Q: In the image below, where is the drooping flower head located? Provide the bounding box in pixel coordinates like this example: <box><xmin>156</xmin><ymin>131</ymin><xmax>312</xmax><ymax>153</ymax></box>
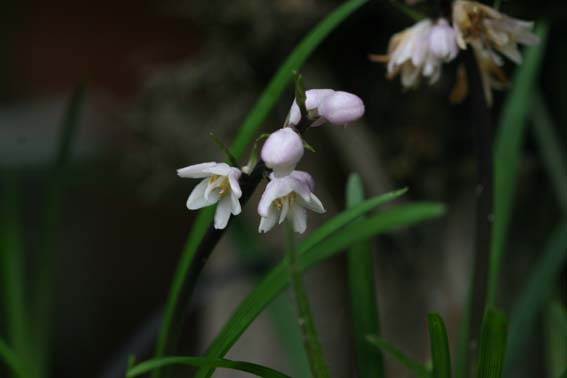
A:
<box><xmin>261</xmin><ymin>127</ymin><xmax>304</xmax><ymax>177</ymax></box>
<box><xmin>288</xmin><ymin>89</ymin><xmax>365</xmax><ymax>127</ymax></box>
<box><xmin>177</xmin><ymin>162</ymin><xmax>242</xmax><ymax>230</ymax></box>
<box><xmin>258</xmin><ymin>170</ymin><xmax>326</xmax><ymax>234</ymax></box>
<box><xmin>452</xmin><ymin>0</ymin><xmax>538</xmax><ymax>104</ymax></box>
<box><xmin>371</xmin><ymin>18</ymin><xmax>458</xmax><ymax>89</ymax></box>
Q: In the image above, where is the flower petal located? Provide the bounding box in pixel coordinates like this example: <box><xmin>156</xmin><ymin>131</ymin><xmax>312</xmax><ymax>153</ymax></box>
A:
<box><xmin>258</xmin><ymin>205</ymin><xmax>278</xmax><ymax>233</ymax></box>
<box><xmin>258</xmin><ymin>178</ymin><xmax>294</xmax><ymax>217</ymax></box>
<box><xmin>204</xmin><ymin>162</ymin><xmax>232</xmax><ymax>176</ymax></box>
<box><xmin>177</xmin><ymin>162</ymin><xmax>217</xmax><ymax>178</ymax></box>
<box><xmin>278</xmin><ymin>197</ymin><xmax>290</xmax><ymax>224</ymax></box>
<box><xmin>291</xmin><ymin>205</ymin><xmax>307</xmax><ymax>234</ymax></box>
<box><xmin>187</xmin><ymin>179</ymin><xmax>217</xmax><ymax>209</ymax></box>
<box><xmin>228</xmin><ymin>169</ymin><xmax>242</xmax><ymax>198</ymax></box>
<box><xmin>230</xmin><ymin>193</ymin><xmax>241</xmax><ymax>215</ymax></box>
<box><xmin>214</xmin><ymin>196</ymin><xmax>233</xmax><ymax>229</ymax></box>
<box><xmin>299</xmin><ymin>193</ymin><xmax>326</xmax><ymax>214</ymax></box>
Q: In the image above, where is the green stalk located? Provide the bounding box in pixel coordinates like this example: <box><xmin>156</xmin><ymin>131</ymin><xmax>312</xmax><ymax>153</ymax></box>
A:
<box><xmin>286</xmin><ymin>223</ymin><xmax>330</xmax><ymax>378</ymax></box>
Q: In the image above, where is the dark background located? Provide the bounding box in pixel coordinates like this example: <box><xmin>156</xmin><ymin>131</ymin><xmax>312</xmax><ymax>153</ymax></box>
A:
<box><xmin>1</xmin><ymin>0</ymin><xmax>565</xmax><ymax>377</ymax></box>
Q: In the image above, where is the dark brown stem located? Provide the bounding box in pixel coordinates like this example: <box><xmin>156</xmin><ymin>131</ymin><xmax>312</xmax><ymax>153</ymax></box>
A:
<box><xmin>462</xmin><ymin>48</ymin><xmax>494</xmax><ymax>374</ymax></box>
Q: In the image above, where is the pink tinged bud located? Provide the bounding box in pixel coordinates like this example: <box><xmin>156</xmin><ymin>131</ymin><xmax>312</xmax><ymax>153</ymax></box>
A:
<box><xmin>429</xmin><ymin>19</ymin><xmax>458</xmax><ymax>61</ymax></box>
<box><xmin>261</xmin><ymin>128</ymin><xmax>304</xmax><ymax>177</ymax></box>
<box><xmin>317</xmin><ymin>91</ymin><xmax>365</xmax><ymax>125</ymax></box>
<box><xmin>288</xmin><ymin>89</ymin><xmax>335</xmax><ymax>126</ymax></box>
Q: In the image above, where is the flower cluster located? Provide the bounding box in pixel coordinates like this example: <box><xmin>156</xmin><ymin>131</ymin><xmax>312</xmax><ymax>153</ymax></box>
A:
<box><xmin>177</xmin><ymin>88</ymin><xmax>365</xmax><ymax>233</ymax></box>
<box><xmin>371</xmin><ymin>1</ymin><xmax>538</xmax><ymax>103</ymax></box>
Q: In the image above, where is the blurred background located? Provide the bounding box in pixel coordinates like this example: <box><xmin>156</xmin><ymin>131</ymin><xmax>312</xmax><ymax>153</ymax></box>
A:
<box><xmin>1</xmin><ymin>0</ymin><xmax>565</xmax><ymax>377</ymax></box>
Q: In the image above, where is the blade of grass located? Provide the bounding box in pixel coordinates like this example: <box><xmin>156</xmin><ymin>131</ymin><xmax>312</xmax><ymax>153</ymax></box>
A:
<box><xmin>0</xmin><ymin>174</ymin><xmax>30</xmax><ymax>377</ymax></box>
<box><xmin>530</xmin><ymin>90</ymin><xmax>567</xmax><ymax>213</ymax></box>
<box><xmin>286</xmin><ymin>223</ymin><xmax>330</xmax><ymax>378</ymax></box>
<box><xmin>503</xmin><ymin>219</ymin><xmax>567</xmax><ymax>375</ymax></box>
<box><xmin>196</xmin><ymin>202</ymin><xmax>445</xmax><ymax>378</ymax></box>
<box><xmin>477</xmin><ymin>308</ymin><xmax>507</xmax><ymax>378</ymax></box>
<box><xmin>0</xmin><ymin>338</ymin><xmax>25</xmax><ymax>377</ymax></box>
<box><xmin>153</xmin><ymin>0</ymin><xmax>369</xmax><ymax>368</ymax></box>
<box><xmin>427</xmin><ymin>313</ymin><xmax>452</xmax><ymax>378</ymax></box>
<box><xmin>486</xmin><ymin>21</ymin><xmax>548</xmax><ymax>309</ymax></box>
<box><xmin>33</xmin><ymin>83</ymin><xmax>86</xmax><ymax>378</ymax></box>
<box><xmin>544</xmin><ymin>302</ymin><xmax>567</xmax><ymax>378</ymax></box>
<box><xmin>127</xmin><ymin>356</ymin><xmax>291</xmax><ymax>378</ymax></box>
<box><xmin>346</xmin><ymin>174</ymin><xmax>384</xmax><ymax>378</ymax></box>
<box><xmin>366</xmin><ymin>335</ymin><xmax>431</xmax><ymax>378</ymax></box>
<box><xmin>230</xmin><ymin>220</ymin><xmax>311</xmax><ymax>377</ymax></box>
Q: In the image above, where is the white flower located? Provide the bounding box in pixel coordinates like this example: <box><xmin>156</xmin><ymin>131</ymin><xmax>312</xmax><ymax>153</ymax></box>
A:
<box><xmin>261</xmin><ymin>128</ymin><xmax>304</xmax><ymax>177</ymax></box>
<box><xmin>452</xmin><ymin>0</ymin><xmax>539</xmax><ymax>64</ymax></box>
<box><xmin>317</xmin><ymin>91</ymin><xmax>365</xmax><ymax>125</ymax></box>
<box><xmin>177</xmin><ymin>162</ymin><xmax>242</xmax><ymax>230</ymax></box>
<box><xmin>371</xmin><ymin>18</ymin><xmax>458</xmax><ymax>89</ymax></box>
<box><xmin>429</xmin><ymin>19</ymin><xmax>459</xmax><ymax>61</ymax></box>
<box><xmin>258</xmin><ymin>171</ymin><xmax>326</xmax><ymax>234</ymax></box>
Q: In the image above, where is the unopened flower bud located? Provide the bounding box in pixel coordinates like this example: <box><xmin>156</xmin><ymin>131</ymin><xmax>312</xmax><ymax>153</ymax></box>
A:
<box><xmin>317</xmin><ymin>91</ymin><xmax>365</xmax><ymax>125</ymax></box>
<box><xmin>429</xmin><ymin>19</ymin><xmax>458</xmax><ymax>61</ymax></box>
<box><xmin>288</xmin><ymin>89</ymin><xmax>335</xmax><ymax>126</ymax></box>
<box><xmin>261</xmin><ymin>128</ymin><xmax>304</xmax><ymax>177</ymax></box>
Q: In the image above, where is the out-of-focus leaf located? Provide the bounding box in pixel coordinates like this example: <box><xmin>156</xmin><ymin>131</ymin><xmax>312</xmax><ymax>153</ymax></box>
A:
<box><xmin>196</xmin><ymin>202</ymin><xmax>445</xmax><ymax>378</ymax></box>
<box><xmin>346</xmin><ymin>174</ymin><xmax>384</xmax><ymax>378</ymax></box>
<box><xmin>504</xmin><ymin>219</ymin><xmax>567</xmax><ymax>375</ymax></box>
<box><xmin>544</xmin><ymin>302</ymin><xmax>567</xmax><ymax>378</ymax></box>
<box><xmin>427</xmin><ymin>313</ymin><xmax>452</xmax><ymax>378</ymax></box>
<box><xmin>366</xmin><ymin>335</ymin><xmax>431</xmax><ymax>378</ymax></box>
<box><xmin>0</xmin><ymin>338</ymin><xmax>24</xmax><ymax>377</ymax></box>
<box><xmin>486</xmin><ymin>22</ymin><xmax>548</xmax><ymax>308</ymax></box>
<box><xmin>530</xmin><ymin>91</ymin><xmax>567</xmax><ymax>213</ymax></box>
<box><xmin>477</xmin><ymin>308</ymin><xmax>507</xmax><ymax>378</ymax></box>
<box><xmin>153</xmin><ymin>0</ymin><xmax>369</xmax><ymax>368</ymax></box>
<box><xmin>127</xmin><ymin>357</ymin><xmax>291</xmax><ymax>378</ymax></box>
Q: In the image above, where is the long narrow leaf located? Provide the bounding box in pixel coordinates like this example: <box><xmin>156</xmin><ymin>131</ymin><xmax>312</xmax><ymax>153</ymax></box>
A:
<box><xmin>346</xmin><ymin>174</ymin><xmax>384</xmax><ymax>378</ymax></box>
<box><xmin>0</xmin><ymin>338</ymin><xmax>25</xmax><ymax>377</ymax></box>
<box><xmin>286</xmin><ymin>224</ymin><xmax>330</xmax><ymax>378</ymax></box>
<box><xmin>154</xmin><ymin>0</ymin><xmax>369</xmax><ymax>365</ymax></box>
<box><xmin>544</xmin><ymin>302</ymin><xmax>567</xmax><ymax>378</ymax></box>
<box><xmin>477</xmin><ymin>309</ymin><xmax>507</xmax><ymax>378</ymax></box>
<box><xmin>196</xmin><ymin>202</ymin><xmax>445</xmax><ymax>378</ymax></box>
<box><xmin>504</xmin><ymin>219</ymin><xmax>567</xmax><ymax>375</ymax></box>
<box><xmin>530</xmin><ymin>90</ymin><xmax>567</xmax><ymax>213</ymax></box>
<box><xmin>128</xmin><ymin>356</ymin><xmax>291</xmax><ymax>378</ymax></box>
<box><xmin>486</xmin><ymin>22</ymin><xmax>549</xmax><ymax>308</ymax></box>
<box><xmin>427</xmin><ymin>313</ymin><xmax>452</xmax><ymax>378</ymax></box>
<box><xmin>366</xmin><ymin>335</ymin><xmax>431</xmax><ymax>378</ymax></box>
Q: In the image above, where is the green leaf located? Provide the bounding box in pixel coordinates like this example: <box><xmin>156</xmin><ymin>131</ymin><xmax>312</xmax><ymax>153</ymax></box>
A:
<box><xmin>153</xmin><ymin>0</ymin><xmax>369</xmax><ymax>367</ymax></box>
<box><xmin>504</xmin><ymin>219</ymin><xmax>567</xmax><ymax>375</ymax></box>
<box><xmin>544</xmin><ymin>302</ymin><xmax>567</xmax><ymax>378</ymax></box>
<box><xmin>196</xmin><ymin>201</ymin><xmax>445</xmax><ymax>378</ymax></box>
<box><xmin>530</xmin><ymin>90</ymin><xmax>567</xmax><ymax>213</ymax></box>
<box><xmin>427</xmin><ymin>313</ymin><xmax>452</xmax><ymax>378</ymax></box>
<box><xmin>33</xmin><ymin>83</ymin><xmax>87</xmax><ymax>378</ymax></box>
<box><xmin>477</xmin><ymin>308</ymin><xmax>507</xmax><ymax>378</ymax></box>
<box><xmin>293</xmin><ymin>71</ymin><xmax>307</xmax><ymax>117</ymax></box>
<box><xmin>486</xmin><ymin>22</ymin><xmax>549</xmax><ymax>308</ymax></box>
<box><xmin>229</xmin><ymin>219</ymin><xmax>311</xmax><ymax>377</ymax></box>
<box><xmin>0</xmin><ymin>175</ymin><xmax>30</xmax><ymax>375</ymax></box>
<box><xmin>286</xmin><ymin>224</ymin><xmax>330</xmax><ymax>378</ymax></box>
<box><xmin>366</xmin><ymin>335</ymin><xmax>431</xmax><ymax>378</ymax></box>
<box><xmin>0</xmin><ymin>338</ymin><xmax>25</xmax><ymax>377</ymax></box>
<box><xmin>346</xmin><ymin>174</ymin><xmax>384</xmax><ymax>378</ymax></box>
<box><xmin>127</xmin><ymin>357</ymin><xmax>291</xmax><ymax>378</ymax></box>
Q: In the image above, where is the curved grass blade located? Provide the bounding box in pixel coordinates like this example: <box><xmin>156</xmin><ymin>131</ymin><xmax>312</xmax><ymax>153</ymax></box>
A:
<box><xmin>127</xmin><ymin>356</ymin><xmax>291</xmax><ymax>378</ymax></box>
<box><xmin>154</xmin><ymin>0</ymin><xmax>369</xmax><ymax>368</ymax></box>
<box><xmin>504</xmin><ymin>219</ymin><xmax>567</xmax><ymax>375</ymax></box>
<box><xmin>0</xmin><ymin>338</ymin><xmax>25</xmax><ymax>377</ymax></box>
<box><xmin>477</xmin><ymin>308</ymin><xmax>507</xmax><ymax>378</ymax></box>
<box><xmin>427</xmin><ymin>313</ymin><xmax>452</xmax><ymax>378</ymax></box>
<box><xmin>366</xmin><ymin>335</ymin><xmax>431</xmax><ymax>378</ymax></box>
<box><xmin>346</xmin><ymin>174</ymin><xmax>384</xmax><ymax>378</ymax></box>
<box><xmin>486</xmin><ymin>22</ymin><xmax>549</xmax><ymax>308</ymax></box>
<box><xmin>286</xmin><ymin>224</ymin><xmax>330</xmax><ymax>378</ymax></box>
<box><xmin>196</xmin><ymin>202</ymin><xmax>445</xmax><ymax>378</ymax></box>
